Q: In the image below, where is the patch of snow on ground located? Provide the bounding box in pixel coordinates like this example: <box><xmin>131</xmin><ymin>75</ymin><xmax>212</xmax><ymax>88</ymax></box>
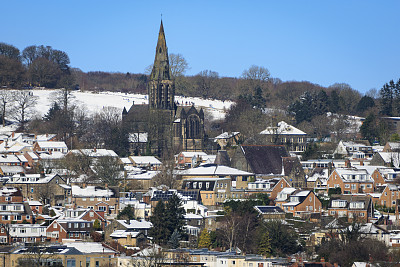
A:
<box><xmin>32</xmin><ymin>89</ymin><xmax>233</xmax><ymax>121</ymax></box>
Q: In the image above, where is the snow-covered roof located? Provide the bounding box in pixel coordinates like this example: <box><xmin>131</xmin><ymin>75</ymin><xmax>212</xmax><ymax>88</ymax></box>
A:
<box><xmin>37</xmin><ymin>141</ymin><xmax>68</xmax><ymax>149</ymax></box>
<box><xmin>110</xmin><ymin>230</ymin><xmax>141</xmax><ymax>238</ymax></box>
<box><xmin>28</xmin><ymin>200</ymin><xmax>42</xmax><ymax>206</ymax></box>
<box><xmin>260</xmin><ymin>121</ymin><xmax>306</xmax><ymax>135</ymax></box>
<box><xmin>0</xmin><ymin>166</ymin><xmax>25</xmax><ymax>174</ymax></box>
<box><xmin>117</xmin><ymin>219</ymin><xmax>152</xmax><ymax>229</ymax></box>
<box><xmin>179</xmin><ymin>164</ymin><xmax>253</xmax><ymax>176</ymax></box>
<box><xmin>120</xmin><ymin>157</ymin><xmax>132</xmax><ymax>164</ymax></box>
<box><xmin>179</xmin><ymin>151</ymin><xmax>208</xmax><ymax>158</ymax></box>
<box><xmin>26</xmin><ymin>151</ymin><xmax>39</xmax><ymax>160</ymax></box>
<box><xmin>0</xmin><ymin>187</ymin><xmax>18</xmax><ymax>196</ymax></box>
<box><xmin>214</xmin><ymin>132</ymin><xmax>240</xmax><ymax>139</ymax></box>
<box><xmin>65</xmin><ymin>242</ymin><xmax>117</xmax><ymax>254</ymax></box>
<box><xmin>130</xmin><ymin>156</ymin><xmax>162</xmax><ymax>165</ymax></box>
<box><xmin>39</xmin><ymin>151</ymin><xmax>65</xmax><ymax>160</ymax></box>
<box><xmin>36</xmin><ymin>134</ymin><xmax>57</xmax><ymax>141</ymax></box>
<box><xmin>376</xmin><ymin>152</ymin><xmax>400</xmax><ymax>168</ymax></box>
<box><xmin>7</xmin><ymin>174</ymin><xmax>61</xmax><ymax>184</ymax></box>
<box><xmin>293</xmin><ymin>190</ymin><xmax>311</xmax><ymax>197</ymax></box>
<box><xmin>127</xmin><ymin>171</ymin><xmax>159</xmax><ymax>180</ymax></box>
<box><xmin>71</xmin><ymin>185</ymin><xmax>114</xmax><ymax>197</ymax></box>
<box><xmin>70</xmin><ymin>148</ymin><xmax>118</xmax><ymax>157</ymax></box>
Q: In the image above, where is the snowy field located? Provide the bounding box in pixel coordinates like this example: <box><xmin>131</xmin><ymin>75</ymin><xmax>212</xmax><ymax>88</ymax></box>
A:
<box><xmin>32</xmin><ymin>89</ymin><xmax>233</xmax><ymax>121</ymax></box>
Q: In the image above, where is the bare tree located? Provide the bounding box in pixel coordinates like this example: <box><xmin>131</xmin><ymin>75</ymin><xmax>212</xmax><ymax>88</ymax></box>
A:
<box><xmin>169</xmin><ymin>53</ymin><xmax>189</xmax><ymax>77</ymax></box>
<box><xmin>0</xmin><ymin>90</ymin><xmax>13</xmax><ymax>127</ymax></box>
<box><xmin>49</xmin><ymin>87</ymin><xmax>75</xmax><ymax>111</ymax></box>
<box><xmin>152</xmin><ymin>158</ymin><xmax>177</xmax><ymax>189</ymax></box>
<box><xmin>11</xmin><ymin>90</ymin><xmax>38</xmax><ymax>128</ymax></box>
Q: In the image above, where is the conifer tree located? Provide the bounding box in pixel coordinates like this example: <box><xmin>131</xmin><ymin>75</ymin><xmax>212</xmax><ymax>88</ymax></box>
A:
<box><xmin>197</xmin><ymin>229</ymin><xmax>211</xmax><ymax>248</ymax></box>
<box><xmin>165</xmin><ymin>193</ymin><xmax>186</xmax><ymax>236</ymax></box>
<box><xmin>258</xmin><ymin>231</ymin><xmax>272</xmax><ymax>257</ymax></box>
<box><xmin>168</xmin><ymin>229</ymin><xmax>181</xmax><ymax>249</ymax></box>
<box><xmin>149</xmin><ymin>201</ymin><xmax>169</xmax><ymax>245</ymax></box>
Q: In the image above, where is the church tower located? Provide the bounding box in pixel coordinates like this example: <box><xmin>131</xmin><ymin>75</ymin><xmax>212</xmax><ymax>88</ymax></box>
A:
<box><xmin>148</xmin><ymin>20</ymin><xmax>175</xmax><ymax>110</ymax></box>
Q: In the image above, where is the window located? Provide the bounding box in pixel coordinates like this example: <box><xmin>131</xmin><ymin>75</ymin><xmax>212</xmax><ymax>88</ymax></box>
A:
<box><xmin>351</xmin><ymin>184</ymin><xmax>356</xmax><ymax>190</ymax></box>
<box><xmin>53</xmin><ymin>224</ymin><xmax>57</xmax><ymax>229</ymax></box>
<box><xmin>97</xmin><ymin>197</ymin><xmax>102</xmax><ymax>201</ymax></box>
<box><xmin>205</xmin><ymin>182</ymin><xmax>209</xmax><ymax>189</ymax></box>
<box><xmin>82</xmin><ymin>198</ymin><xmax>86</xmax><ymax>201</ymax></box>
<box><xmin>14</xmin><ymin>215</ymin><xmax>21</xmax><ymax>221</ymax></box>
<box><xmin>90</xmin><ymin>198</ymin><xmax>94</xmax><ymax>201</ymax></box>
<box><xmin>81</xmin><ymin>223</ymin><xmax>85</xmax><ymax>228</ymax></box>
<box><xmin>90</xmin><ymin>212</ymin><xmax>94</xmax><ymax>217</ymax></box>
<box><xmin>74</xmin><ymin>223</ymin><xmax>78</xmax><ymax>228</ymax></box>
<box><xmin>105</xmin><ymin>197</ymin><xmax>110</xmax><ymax>201</ymax></box>
<box><xmin>345</xmin><ymin>184</ymin><xmax>350</xmax><ymax>188</ymax></box>
<box><xmin>30</xmin><ymin>188</ymin><xmax>34</xmax><ymax>193</ymax></box>
<box><xmin>98</xmin><ymin>206</ymin><xmax>106</xmax><ymax>211</ymax></box>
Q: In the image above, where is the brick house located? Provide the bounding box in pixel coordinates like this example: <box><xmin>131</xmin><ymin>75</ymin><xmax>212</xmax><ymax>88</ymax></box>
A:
<box><xmin>46</xmin><ymin>219</ymin><xmax>93</xmax><ymax>242</ymax></box>
<box><xmin>378</xmin><ymin>184</ymin><xmax>400</xmax><ymax>208</ymax></box>
<box><xmin>6</xmin><ymin>173</ymin><xmax>70</xmax><ymax>206</ymax></box>
<box><xmin>0</xmin><ymin>187</ymin><xmax>33</xmax><ymax>224</ymax></box>
<box><xmin>281</xmin><ymin>190</ymin><xmax>322</xmax><ymax>217</ymax></box>
<box><xmin>327</xmin><ymin>194</ymin><xmax>374</xmax><ymax>222</ymax></box>
<box><xmin>326</xmin><ymin>168</ymin><xmax>374</xmax><ymax>194</ymax></box>
<box><xmin>71</xmin><ymin>185</ymin><xmax>119</xmax><ymax>216</ymax></box>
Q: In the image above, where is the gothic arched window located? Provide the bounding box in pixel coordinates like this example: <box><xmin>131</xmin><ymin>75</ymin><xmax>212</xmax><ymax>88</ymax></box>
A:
<box><xmin>186</xmin><ymin>115</ymin><xmax>200</xmax><ymax>139</ymax></box>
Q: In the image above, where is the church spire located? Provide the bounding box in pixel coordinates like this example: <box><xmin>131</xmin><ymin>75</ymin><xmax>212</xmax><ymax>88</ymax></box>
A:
<box><xmin>150</xmin><ymin>20</ymin><xmax>171</xmax><ymax>81</ymax></box>
<box><xmin>148</xmin><ymin>20</ymin><xmax>175</xmax><ymax>110</ymax></box>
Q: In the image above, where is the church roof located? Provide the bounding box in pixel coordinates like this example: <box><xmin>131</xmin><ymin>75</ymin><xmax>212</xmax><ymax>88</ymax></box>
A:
<box><xmin>240</xmin><ymin>145</ymin><xmax>290</xmax><ymax>175</ymax></box>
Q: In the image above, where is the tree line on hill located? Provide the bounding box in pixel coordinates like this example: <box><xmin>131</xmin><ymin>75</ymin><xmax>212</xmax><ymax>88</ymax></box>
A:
<box><xmin>0</xmin><ymin>42</ymin><xmax>75</xmax><ymax>89</ymax></box>
<box><xmin>2</xmin><ymin>41</ymin><xmax>399</xmax><ymax>147</ymax></box>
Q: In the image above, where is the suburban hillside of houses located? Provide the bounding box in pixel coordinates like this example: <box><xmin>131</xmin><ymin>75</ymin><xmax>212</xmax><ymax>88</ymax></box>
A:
<box><xmin>1</xmin><ymin>119</ymin><xmax>400</xmax><ymax>267</ymax></box>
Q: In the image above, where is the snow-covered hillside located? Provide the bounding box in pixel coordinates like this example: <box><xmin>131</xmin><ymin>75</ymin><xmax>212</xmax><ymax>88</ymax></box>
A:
<box><xmin>32</xmin><ymin>89</ymin><xmax>233</xmax><ymax>121</ymax></box>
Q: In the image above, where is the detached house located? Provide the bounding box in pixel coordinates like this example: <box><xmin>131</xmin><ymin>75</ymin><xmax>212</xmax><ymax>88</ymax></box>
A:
<box><xmin>46</xmin><ymin>219</ymin><xmax>93</xmax><ymax>242</ymax></box>
<box><xmin>280</xmin><ymin>190</ymin><xmax>322</xmax><ymax>217</ymax></box>
<box><xmin>6</xmin><ymin>173</ymin><xmax>70</xmax><ymax>206</ymax></box>
<box><xmin>378</xmin><ymin>184</ymin><xmax>400</xmax><ymax>208</ymax></box>
<box><xmin>259</xmin><ymin>121</ymin><xmax>308</xmax><ymax>152</ymax></box>
<box><xmin>33</xmin><ymin>141</ymin><xmax>68</xmax><ymax>154</ymax></box>
<box><xmin>0</xmin><ymin>187</ymin><xmax>33</xmax><ymax>224</ymax></box>
<box><xmin>71</xmin><ymin>185</ymin><xmax>119</xmax><ymax>215</ymax></box>
<box><xmin>328</xmin><ymin>194</ymin><xmax>374</xmax><ymax>222</ymax></box>
<box><xmin>326</xmin><ymin>168</ymin><xmax>374</xmax><ymax>194</ymax></box>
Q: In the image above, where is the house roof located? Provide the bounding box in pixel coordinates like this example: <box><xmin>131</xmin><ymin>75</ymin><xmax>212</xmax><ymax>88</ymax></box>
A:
<box><xmin>240</xmin><ymin>145</ymin><xmax>290</xmax><ymax>175</ymax></box>
<box><xmin>214</xmin><ymin>132</ymin><xmax>240</xmax><ymax>139</ymax></box>
<box><xmin>71</xmin><ymin>185</ymin><xmax>115</xmax><ymax>197</ymax></box>
<box><xmin>130</xmin><ymin>156</ymin><xmax>161</xmax><ymax>165</ymax></box>
<box><xmin>260</xmin><ymin>121</ymin><xmax>306</xmax><ymax>135</ymax></box>
<box><xmin>254</xmin><ymin>206</ymin><xmax>284</xmax><ymax>214</ymax></box>
<box><xmin>179</xmin><ymin>164</ymin><xmax>253</xmax><ymax>176</ymax></box>
<box><xmin>116</xmin><ymin>219</ymin><xmax>153</xmax><ymax>229</ymax></box>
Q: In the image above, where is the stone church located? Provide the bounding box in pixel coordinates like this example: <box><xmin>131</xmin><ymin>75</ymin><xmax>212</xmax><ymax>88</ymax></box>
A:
<box><xmin>123</xmin><ymin>21</ymin><xmax>205</xmax><ymax>156</ymax></box>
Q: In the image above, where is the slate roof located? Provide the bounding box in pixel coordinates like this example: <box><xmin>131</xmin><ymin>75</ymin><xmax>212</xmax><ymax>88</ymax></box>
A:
<box><xmin>240</xmin><ymin>145</ymin><xmax>289</xmax><ymax>175</ymax></box>
<box><xmin>254</xmin><ymin>206</ymin><xmax>284</xmax><ymax>214</ymax></box>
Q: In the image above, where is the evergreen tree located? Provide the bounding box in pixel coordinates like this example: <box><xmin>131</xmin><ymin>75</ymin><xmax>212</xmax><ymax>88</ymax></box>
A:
<box><xmin>168</xmin><ymin>229</ymin><xmax>181</xmax><ymax>249</ymax></box>
<box><xmin>93</xmin><ymin>219</ymin><xmax>101</xmax><ymax>230</ymax></box>
<box><xmin>258</xmin><ymin>231</ymin><xmax>272</xmax><ymax>257</ymax></box>
<box><xmin>356</xmin><ymin>95</ymin><xmax>375</xmax><ymax>113</ymax></box>
<box><xmin>328</xmin><ymin>90</ymin><xmax>340</xmax><ymax>113</ymax></box>
<box><xmin>165</xmin><ymin>193</ymin><xmax>186</xmax><ymax>236</ymax></box>
<box><xmin>380</xmin><ymin>80</ymin><xmax>395</xmax><ymax>116</ymax></box>
<box><xmin>149</xmin><ymin>201</ymin><xmax>169</xmax><ymax>245</ymax></box>
<box><xmin>117</xmin><ymin>205</ymin><xmax>135</xmax><ymax>221</ymax></box>
<box><xmin>198</xmin><ymin>229</ymin><xmax>211</xmax><ymax>248</ymax></box>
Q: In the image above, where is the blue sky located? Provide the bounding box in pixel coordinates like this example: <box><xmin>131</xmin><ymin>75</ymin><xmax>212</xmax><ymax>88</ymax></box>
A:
<box><xmin>2</xmin><ymin>1</ymin><xmax>399</xmax><ymax>94</ymax></box>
